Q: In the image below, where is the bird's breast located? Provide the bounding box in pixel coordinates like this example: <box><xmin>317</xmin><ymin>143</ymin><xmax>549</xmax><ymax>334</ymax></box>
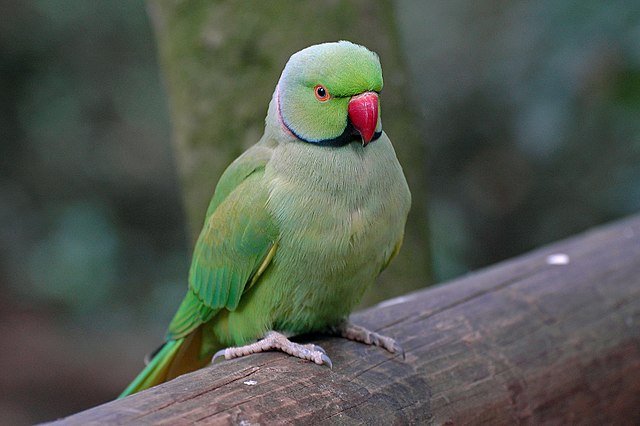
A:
<box><xmin>265</xmin><ymin>137</ymin><xmax>409</xmax><ymax>274</ymax></box>
<box><xmin>256</xmin><ymin>137</ymin><xmax>410</xmax><ymax>332</ymax></box>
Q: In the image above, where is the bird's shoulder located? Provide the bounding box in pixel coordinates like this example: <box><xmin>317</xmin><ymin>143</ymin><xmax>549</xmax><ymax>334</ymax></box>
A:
<box><xmin>204</xmin><ymin>140</ymin><xmax>276</xmax><ymax>220</ymax></box>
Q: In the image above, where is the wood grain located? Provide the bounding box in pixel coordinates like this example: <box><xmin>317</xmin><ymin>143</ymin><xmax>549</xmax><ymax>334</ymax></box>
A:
<box><xmin>49</xmin><ymin>216</ymin><xmax>640</xmax><ymax>424</ymax></box>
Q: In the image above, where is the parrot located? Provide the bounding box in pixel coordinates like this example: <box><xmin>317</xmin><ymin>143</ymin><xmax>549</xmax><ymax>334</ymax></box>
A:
<box><xmin>119</xmin><ymin>40</ymin><xmax>411</xmax><ymax>398</ymax></box>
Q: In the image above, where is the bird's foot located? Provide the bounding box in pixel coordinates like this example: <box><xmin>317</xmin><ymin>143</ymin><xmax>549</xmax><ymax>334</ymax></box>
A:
<box><xmin>212</xmin><ymin>331</ymin><xmax>333</xmax><ymax>368</ymax></box>
<box><xmin>330</xmin><ymin>321</ymin><xmax>405</xmax><ymax>359</ymax></box>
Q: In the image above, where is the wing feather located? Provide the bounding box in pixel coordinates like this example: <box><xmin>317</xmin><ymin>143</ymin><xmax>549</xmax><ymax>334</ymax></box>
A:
<box><xmin>167</xmin><ymin>144</ymin><xmax>278</xmax><ymax>339</ymax></box>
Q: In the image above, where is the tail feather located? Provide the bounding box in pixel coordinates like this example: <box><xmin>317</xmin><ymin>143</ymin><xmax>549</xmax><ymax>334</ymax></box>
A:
<box><xmin>119</xmin><ymin>327</ymin><xmax>212</xmax><ymax>399</ymax></box>
<box><xmin>166</xmin><ymin>326</ymin><xmax>209</xmax><ymax>380</ymax></box>
<box><xmin>118</xmin><ymin>339</ymin><xmax>183</xmax><ymax>399</ymax></box>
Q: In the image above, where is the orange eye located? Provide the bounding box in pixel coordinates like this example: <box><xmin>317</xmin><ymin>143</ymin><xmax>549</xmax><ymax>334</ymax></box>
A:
<box><xmin>314</xmin><ymin>84</ymin><xmax>330</xmax><ymax>102</ymax></box>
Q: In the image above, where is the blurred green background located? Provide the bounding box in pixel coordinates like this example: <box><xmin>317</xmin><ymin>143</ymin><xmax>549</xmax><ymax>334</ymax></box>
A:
<box><xmin>1</xmin><ymin>1</ymin><xmax>639</xmax><ymax>423</ymax></box>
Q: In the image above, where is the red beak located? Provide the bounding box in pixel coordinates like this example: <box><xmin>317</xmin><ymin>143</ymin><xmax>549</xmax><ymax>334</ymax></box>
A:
<box><xmin>348</xmin><ymin>92</ymin><xmax>379</xmax><ymax>146</ymax></box>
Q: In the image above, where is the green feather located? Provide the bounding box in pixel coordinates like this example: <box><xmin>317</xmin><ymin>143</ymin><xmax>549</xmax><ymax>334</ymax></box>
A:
<box><xmin>279</xmin><ymin>41</ymin><xmax>383</xmax><ymax>142</ymax></box>
<box><xmin>167</xmin><ymin>162</ymin><xmax>279</xmax><ymax>340</ymax></box>
<box><xmin>118</xmin><ymin>339</ymin><xmax>182</xmax><ymax>399</ymax></box>
<box><xmin>120</xmin><ymin>40</ymin><xmax>410</xmax><ymax>398</ymax></box>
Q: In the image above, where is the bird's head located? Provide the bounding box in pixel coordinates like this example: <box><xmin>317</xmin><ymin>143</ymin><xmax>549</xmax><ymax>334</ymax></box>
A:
<box><xmin>274</xmin><ymin>41</ymin><xmax>383</xmax><ymax>147</ymax></box>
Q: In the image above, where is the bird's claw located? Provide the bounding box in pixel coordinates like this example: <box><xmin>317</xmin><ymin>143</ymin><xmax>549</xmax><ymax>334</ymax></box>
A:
<box><xmin>321</xmin><ymin>353</ymin><xmax>333</xmax><ymax>369</ymax></box>
<box><xmin>391</xmin><ymin>341</ymin><xmax>406</xmax><ymax>360</ymax></box>
<box><xmin>212</xmin><ymin>348</ymin><xmax>227</xmax><ymax>364</ymax></box>
<box><xmin>316</xmin><ymin>345</ymin><xmax>327</xmax><ymax>355</ymax></box>
<box><xmin>336</xmin><ymin>321</ymin><xmax>405</xmax><ymax>360</ymax></box>
<box><xmin>209</xmin><ymin>332</ymin><xmax>333</xmax><ymax>368</ymax></box>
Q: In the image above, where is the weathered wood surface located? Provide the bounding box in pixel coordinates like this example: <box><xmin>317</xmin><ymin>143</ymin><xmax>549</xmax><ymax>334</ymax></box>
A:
<box><xmin>50</xmin><ymin>216</ymin><xmax>640</xmax><ymax>424</ymax></box>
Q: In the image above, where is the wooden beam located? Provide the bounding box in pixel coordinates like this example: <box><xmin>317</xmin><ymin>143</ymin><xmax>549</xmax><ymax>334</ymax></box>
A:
<box><xmin>49</xmin><ymin>216</ymin><xmax>640</xmax><ymax>424</ymax></box>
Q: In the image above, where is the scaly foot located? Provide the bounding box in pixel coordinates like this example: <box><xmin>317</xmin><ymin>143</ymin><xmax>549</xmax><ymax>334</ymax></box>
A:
<box><xmin>212</xmin><ymin>331</ymin><xmax>333</xmax><ymax>368</ymax></box>
<box><xmin>329</xmin><ymin>321</ymin><xmax>405</xmax><ymax>359</ymax></box>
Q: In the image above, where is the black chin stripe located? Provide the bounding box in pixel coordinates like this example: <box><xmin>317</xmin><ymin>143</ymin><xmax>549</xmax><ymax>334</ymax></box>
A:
<box><xmin>283</xmin><ymin>113</ymin><xmax>382</xmax><ymax>147</ymax></box>
<box><xmin>315</xmin><ymin>123</ymin><xmax>382</xmax><ymax>147</ymax></box>
<box><xmin>278</xmin><ymin>87</ymin><xmax>381</xmax><ymax>147</ymax></box>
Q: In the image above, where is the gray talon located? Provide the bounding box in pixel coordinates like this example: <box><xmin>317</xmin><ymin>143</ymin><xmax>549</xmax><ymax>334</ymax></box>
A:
<box><xmin>394</xmin><ymin>343</ymin><xmax>406</xmax><ymax>360</ymax></box>
<box><xmin>321</xmin><ymin>353</ymin><xmax>333</xmax><ymax>369</ymax></box>
<box><xmin>212</xmin><ymin>349</ymin><xmax>227</xmax><ymax>363</ymax></box>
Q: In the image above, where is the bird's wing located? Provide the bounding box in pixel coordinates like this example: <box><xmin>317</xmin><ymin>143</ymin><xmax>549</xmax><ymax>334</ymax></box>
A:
<box><xmin>204</xmin><ymin>144</ymin><xmax>274</xmax><ymax>220</ymax></box>
<box><xmin>167</xmin><ymin>145</ymin><xmax>279</xmax><ymax>339</ymax></box>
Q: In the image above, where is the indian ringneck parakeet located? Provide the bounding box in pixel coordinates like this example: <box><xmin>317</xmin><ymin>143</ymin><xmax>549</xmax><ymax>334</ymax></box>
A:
<box><xmin>120</xmin><ymin>40</ymin><xmax>411</xmax><ymax>398</ymax></box>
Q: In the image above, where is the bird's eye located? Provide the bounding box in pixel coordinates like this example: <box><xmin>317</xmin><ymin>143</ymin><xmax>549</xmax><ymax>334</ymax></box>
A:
<box><xmin>314</xmin><ymin>84</ymin><xmax>330</xmax><ymax>102</ymax></box>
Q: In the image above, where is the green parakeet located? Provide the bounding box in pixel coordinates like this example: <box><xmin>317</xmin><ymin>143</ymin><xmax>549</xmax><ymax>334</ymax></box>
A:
<box><xmin>120</xmin><ymin>40</ymin><xmax>411</xmax><ymax>398</ymax></box>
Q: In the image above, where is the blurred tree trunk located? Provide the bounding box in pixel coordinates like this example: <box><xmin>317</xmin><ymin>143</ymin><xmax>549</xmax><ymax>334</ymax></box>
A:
<box><xmin>147</xmin><ymin>0</ymin><xmax>431</xmax><ymax>305</ymax></box>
